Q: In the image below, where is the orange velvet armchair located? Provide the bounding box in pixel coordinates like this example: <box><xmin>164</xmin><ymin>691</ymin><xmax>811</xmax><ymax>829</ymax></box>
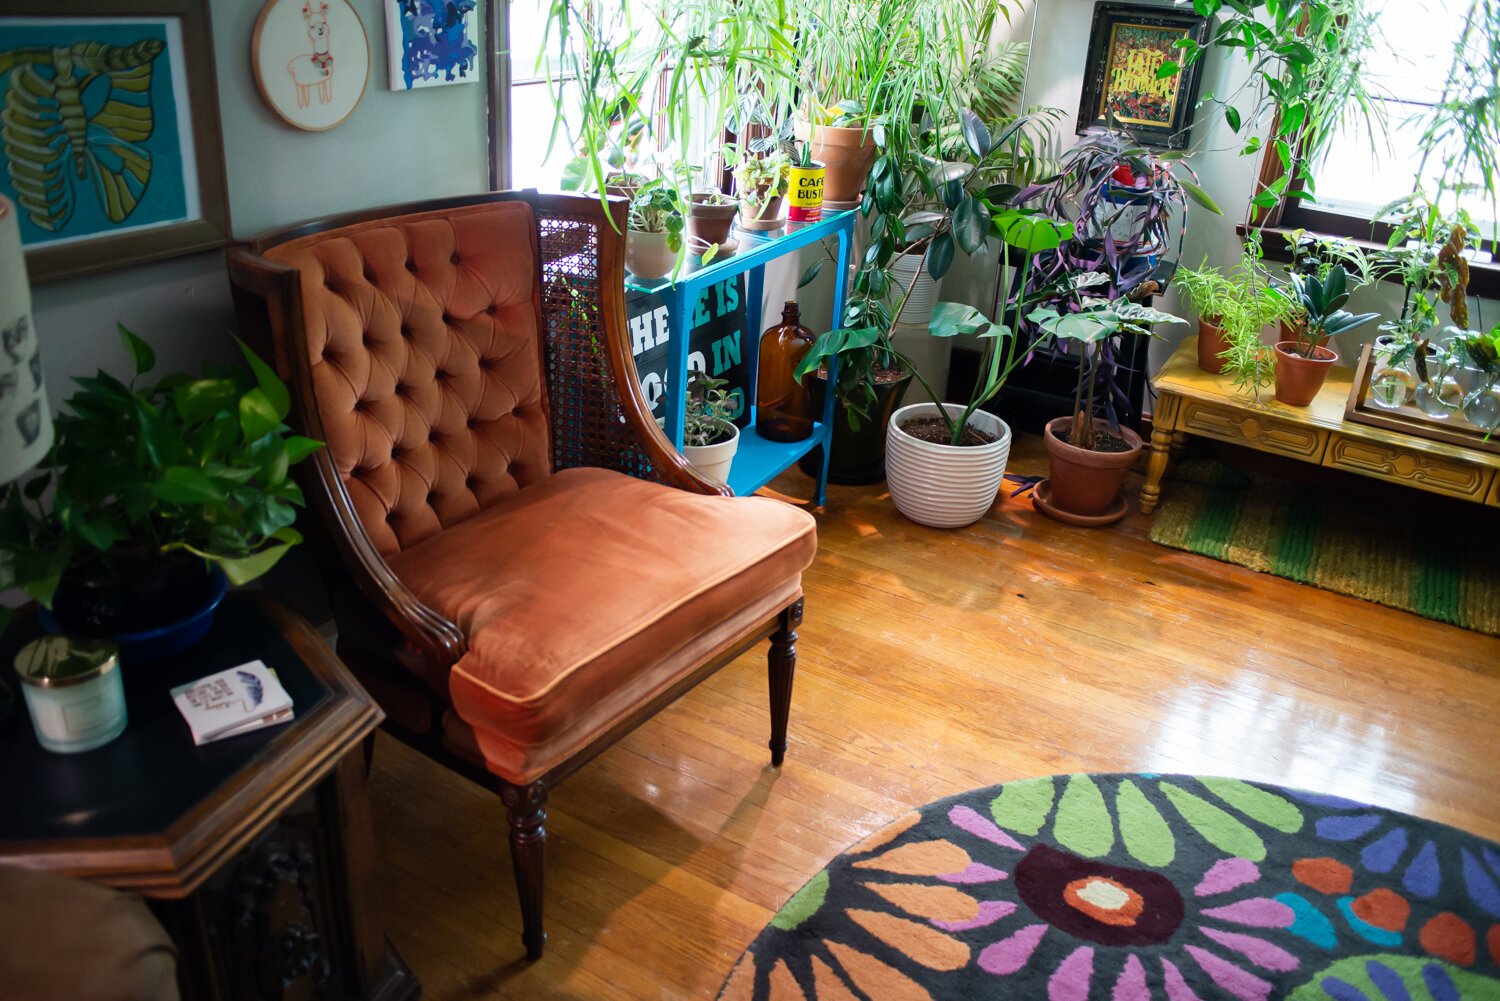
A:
<box><xmin>227</xmin><ymin>192</ymin><xmax>815</xmax><ymax>959</ymax></box>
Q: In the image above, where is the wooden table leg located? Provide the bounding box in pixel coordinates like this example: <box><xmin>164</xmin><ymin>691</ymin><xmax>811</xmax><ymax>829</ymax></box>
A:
<box><xmin>1170</xmin><ymin>430</ymin><xmax>1187</xmax><ymax>459</ymax></box>
<box><xmin>1141</xmin><ymin>393</ymin><xmax>1180</xmax><ymax>514</ymax></box>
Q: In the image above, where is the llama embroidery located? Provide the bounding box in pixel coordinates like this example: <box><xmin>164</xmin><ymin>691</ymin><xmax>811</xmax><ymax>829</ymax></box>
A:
<box><xmin>288</xmin><ymin>2</ymin><xmax>333</xmax><ymax>109</ymax></box>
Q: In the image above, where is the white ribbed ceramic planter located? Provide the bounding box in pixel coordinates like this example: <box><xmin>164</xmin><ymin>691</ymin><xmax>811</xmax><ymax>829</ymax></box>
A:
<box><xmin>887</xmin><ymin>251</ymin><xmax>943</xmax><ymax>326</ymax></box>
<box><xmin>683</xmin><ymin>421</ymin><xmax>739</xmax><ymax>485</ymax></box>
<box><xmin>886</xmin><ymin>402</ymin><xmax>1011</xmax><ymax>528</ymax></box>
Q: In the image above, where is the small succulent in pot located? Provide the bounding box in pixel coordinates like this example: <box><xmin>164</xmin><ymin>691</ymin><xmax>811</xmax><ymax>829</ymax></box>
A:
<box><xmin>683</xmin><ymin>374</ymin><xmax>738</xmax><ymax>448</ymax></box>
<box><xmin>0</xmin><ymin>326</ymin><xmax>321</xmax><ymax>637</ymax></box>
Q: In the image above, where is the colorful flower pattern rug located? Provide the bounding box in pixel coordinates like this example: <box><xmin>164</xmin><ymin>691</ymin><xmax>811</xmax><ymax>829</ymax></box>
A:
<box><xmin>719</xmin><ymin>774</ymin><xmax>1500</xmax><ymax>1000</ymax></box>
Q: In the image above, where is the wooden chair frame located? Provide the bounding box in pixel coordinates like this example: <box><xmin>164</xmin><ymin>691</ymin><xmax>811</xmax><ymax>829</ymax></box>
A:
<box><xmin>227</xmin><ymin>191</ymin><xmax>802</xmax><ymax>959</ymax></box>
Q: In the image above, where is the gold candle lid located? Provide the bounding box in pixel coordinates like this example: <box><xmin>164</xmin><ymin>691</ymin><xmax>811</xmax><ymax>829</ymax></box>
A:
<box><xmin>15</xmin><ymin>636</ymin><xmax>120</xmax><ymax>689</ymax></box>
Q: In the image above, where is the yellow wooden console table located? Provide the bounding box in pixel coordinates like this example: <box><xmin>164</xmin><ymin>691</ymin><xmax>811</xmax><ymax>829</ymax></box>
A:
<box><xmin>1142</xmin><ymin>336</ymin><xmax>1500</xmax><ymax>513</ymax></box>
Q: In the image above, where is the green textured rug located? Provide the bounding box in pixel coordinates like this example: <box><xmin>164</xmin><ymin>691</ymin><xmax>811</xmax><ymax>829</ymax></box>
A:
<box><xmin>1149</xmin><ymin>461</ymin><xmax>1500</xmax><ymax>636</ymax></box>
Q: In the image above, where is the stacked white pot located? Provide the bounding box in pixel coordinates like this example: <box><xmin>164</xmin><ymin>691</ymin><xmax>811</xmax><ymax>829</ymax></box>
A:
<box><xmin>885</xmin><ymin>402</ymin><xmax>1012</xmax><ymax>528</ymax></box>
<box><xmin>887</xmin><ymin>251</ymin><xmax>943</xmax><ymax>326</ymax></box>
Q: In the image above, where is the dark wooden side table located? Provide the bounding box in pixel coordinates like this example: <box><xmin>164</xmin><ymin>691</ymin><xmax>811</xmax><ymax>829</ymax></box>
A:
<box><xmin>0</xmin><ymin>593</ymin><xmax>418</xmax><ymax>1001</ymax></box>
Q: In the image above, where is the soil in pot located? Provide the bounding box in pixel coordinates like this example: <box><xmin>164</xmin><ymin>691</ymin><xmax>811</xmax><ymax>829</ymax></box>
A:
<box><xmin>51</xmin><ymin>550</ymin><xmax>214</xmax><ymax>636</ymax></box>
<box><xmin>1197</xmin><ymin>317</ymin><xmax>1228</xmax><ymax>373</ymax></box>
<box><xmin>1042</xmin><ymin>417</ymin><xmax>1143</xmax><ymax>521</ymax></box>
<box><xmin>1273</xmin><ymin>341</ymin><xmax>1337</xmax><ymax>407</ymax></box>
<box><xmin>798</xmin><ymin>367</ymin><xmax>912</xmax><ymax>484</ymax></box>
<box><xmin>898</xmin><ymin>416</ymin><xmax>999</xmax><ymax>447</ymax></box>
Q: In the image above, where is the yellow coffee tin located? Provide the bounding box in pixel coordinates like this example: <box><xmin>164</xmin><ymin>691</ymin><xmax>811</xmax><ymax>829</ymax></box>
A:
<box><xmin>788</xmin><ymin>162</ymin><xmax>827</xmax><ymax>222</ymax></box>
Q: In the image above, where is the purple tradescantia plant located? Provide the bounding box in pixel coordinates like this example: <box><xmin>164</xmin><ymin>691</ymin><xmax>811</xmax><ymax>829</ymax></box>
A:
<box><xmin>1010</xmin><ymin>127</ymin><xmax>1222</xmax><ymax>427</ymax></box>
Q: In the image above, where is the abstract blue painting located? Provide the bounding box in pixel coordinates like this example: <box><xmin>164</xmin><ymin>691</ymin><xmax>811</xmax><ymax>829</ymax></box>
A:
<box><xmin>0</xmin><ymin>17</ymin><xmax>194</xmax><ymax>248</ymax></box>
<box><xmin>385</xmin><ymin>0</ymin><xmax>479</xmax><ymax>91</ymax></box>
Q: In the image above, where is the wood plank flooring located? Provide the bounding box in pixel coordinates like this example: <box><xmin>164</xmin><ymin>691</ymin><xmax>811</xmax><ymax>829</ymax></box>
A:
<box><xmin>369</xmin><ymin>433</ymin><xmax>1500</xmax><ymax>1000</ymax></box>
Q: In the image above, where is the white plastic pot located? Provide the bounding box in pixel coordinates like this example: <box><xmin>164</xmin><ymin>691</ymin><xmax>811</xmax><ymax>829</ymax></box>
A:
<box><xmin>887</xmin><ymin>249</ymin><xmax>944</xmax><ymax>326</ymax></box>
<box><xmin>625</xmin><ymin>229</ymin><xmax>677</xmax><ymax>280</ymax></box>
<box><xmin>885</xmin><ymin>402</ymin><xmax>1012</xmax><ymax>528</ymax></box>
<box><xmin>683</xmin><ymin>421</ymin><xmax>740</xmax><ymax>485</ymax></box>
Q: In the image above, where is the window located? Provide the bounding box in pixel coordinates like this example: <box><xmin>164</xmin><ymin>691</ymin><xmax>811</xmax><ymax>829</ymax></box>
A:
<box><xmin>1278</xmin><ymin>0</ymin><xmax>1500</xmax><ymax>277</ymax></box>
<box><xmin>1307</xmin><ymin>1</ymin><xmax>1495</xmax><ymax>237</ymax></box>
<box><xmin>493</xmin><ymin>1</ymin><xmax>713</xmax><ymax>193</ymax></box>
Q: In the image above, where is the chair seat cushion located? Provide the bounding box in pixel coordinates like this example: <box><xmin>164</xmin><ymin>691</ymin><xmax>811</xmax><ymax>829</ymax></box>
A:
<box><xmin>386</xmin><ymin>467</ymin><xmax>816</xmax><ymax>783</ymax></box>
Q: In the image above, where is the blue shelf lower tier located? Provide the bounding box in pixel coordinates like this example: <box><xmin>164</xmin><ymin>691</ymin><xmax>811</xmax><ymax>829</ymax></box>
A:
<box><xmin>725</xmin><ymin>423</ymin><xmax>829</xmax><ymax>497</ymax></box>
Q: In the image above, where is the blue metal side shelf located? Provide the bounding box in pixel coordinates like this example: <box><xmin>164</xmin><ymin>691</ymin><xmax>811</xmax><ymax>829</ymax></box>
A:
<box><xmin>625</xmin><ymin>209</ymin><xmax>856</xmax><ymax>506</ymax></box>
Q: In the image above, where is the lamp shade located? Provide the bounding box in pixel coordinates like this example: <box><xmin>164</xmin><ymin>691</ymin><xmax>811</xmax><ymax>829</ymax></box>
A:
<box><xmin>0</xmin><ymin>194</ymin><xmax>52</xmax><ymax>485</ymax></box>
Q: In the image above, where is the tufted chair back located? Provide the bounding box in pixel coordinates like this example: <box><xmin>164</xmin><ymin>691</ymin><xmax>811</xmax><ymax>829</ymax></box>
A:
<box><xmin>262</xmin><ymin>201</ymin><xmax>550</xmax><ymax>557</ymax></box>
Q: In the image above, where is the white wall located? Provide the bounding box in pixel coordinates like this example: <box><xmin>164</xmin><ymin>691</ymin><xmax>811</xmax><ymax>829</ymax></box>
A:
<box><xmin>30</xmin><ymin>0</ymin><xmax>489</xmax><ymax>401</ymax></box>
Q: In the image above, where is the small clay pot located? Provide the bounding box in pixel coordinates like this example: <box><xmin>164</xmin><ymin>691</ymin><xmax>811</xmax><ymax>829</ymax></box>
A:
<box><xmin>1043</xmin><ymin>417</ymin><xmax>1144</xmax><ymax>520</ymax></box>
<box><xmin>1273</xmin><ymin>341</ymin><xmax>1338</xmax><ymax>407</ymax></box>
<box><xmin>688</xmin><ymin>194</ymin><xmax>738</xmax><ymax>247</ymax></box>
<box><xmin>739</xmin><ymin>190</ymin><xmax>785</xmax><ymax>231</ymax></box>
<box><xmin>1197</xmin><ymin>317</ymin><xmax>1228</xmax><ymax>373</ymax></box>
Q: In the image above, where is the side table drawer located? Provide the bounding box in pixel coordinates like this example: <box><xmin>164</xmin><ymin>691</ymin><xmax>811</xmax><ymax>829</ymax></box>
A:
<box><xmin>1178</xmin><ymin>399</ymin><xmax>1328</xmax><ymax>460</ymax></box>
<box><xmin>1323</xmin><ymin>433</ymin><xmax>1494</xmax><ymax>501</ymax></box>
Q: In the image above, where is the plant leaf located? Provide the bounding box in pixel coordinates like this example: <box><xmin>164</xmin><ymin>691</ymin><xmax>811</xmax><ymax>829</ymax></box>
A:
<box><xmin>153</xmin><ymin>466</ymin><xmax>227</xmax><ymax>505</ymax></box>
<box><xmin>239</xmin><ymin>388</ymin><xmax>281</xmax><ymax>442</ymax></box>
<box><xmin>118</xmin><ymin>325</ymin><xmax>155</xmax><ymax>376</ymax></box>
<box><xmin>237</xmin><ymin>337</ymin><xmax>291</xmax><ymax>421</ymax></box>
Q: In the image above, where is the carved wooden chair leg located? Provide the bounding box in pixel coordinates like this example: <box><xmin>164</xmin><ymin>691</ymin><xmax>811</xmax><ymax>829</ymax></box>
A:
<box><xmin>767</xmin><ymin>598</ymin><xmax>802</xmax><ymax>767</ymax></box>
<box><xmin>499</xmin><ymin>781</ymin><xmax>549</xmax><ymax>960</ymax></box>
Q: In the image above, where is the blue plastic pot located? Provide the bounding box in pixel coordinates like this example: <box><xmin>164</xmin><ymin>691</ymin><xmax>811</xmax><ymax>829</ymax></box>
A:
<box><xmin>39</xmin><ymin>567</ymin><xmax>229</xmax><ymax>664</ymax></box>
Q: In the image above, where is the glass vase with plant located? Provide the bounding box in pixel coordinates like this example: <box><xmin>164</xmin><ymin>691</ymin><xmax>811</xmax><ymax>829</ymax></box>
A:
<box><xmin>1448</xmin><ymin>324</ymin><xmax>1500</xmax><ymax>431</ymax></box>
<box><xmin>0</xmin><ymin>327</ymin><xmax>320</xmax><ymax>639</ymax></box>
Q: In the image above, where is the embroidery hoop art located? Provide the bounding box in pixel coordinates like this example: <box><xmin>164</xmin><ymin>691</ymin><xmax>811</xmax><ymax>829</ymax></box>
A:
<box><xmin>251</xmin><ymin>0</ymin><xmax>370</xmax><ymax>132</ymax></box>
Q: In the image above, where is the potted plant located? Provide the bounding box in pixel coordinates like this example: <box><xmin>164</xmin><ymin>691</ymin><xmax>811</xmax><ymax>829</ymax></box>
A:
<box><xmin>1030</xmin><ymin>294</ymin><xmax>1185</xmax><ymax>525</ymax></box>
<box><xmin>796</xmin><ymin>102</ymin><xmax>878</xmax><ymax>207</ymax></box>
<box><xmin>625</xmin><ymin>179</ymin><xmax>685</xmax><ymax>280</ymax></box>
<box><xmin>1172</xmin><ymin>261</ymin><xmax>1238</xmax><ymax>373</ymax></box>
<box><xmin>1215</xmin><ymin>236</ymin><xmax>1299</xmax><ymax>401</ymax></box>
<box><xmin>839</xmin><ymin>208</ymin><xmax>1074</xmax><ymax>528</ymax></box>
<box><xmin>687</xmin><ymin>191</ymin><xmax>740</xmax><ymax>258</ymax></box>
<box><xmin>731</xmin><ymin>149</ymin><xmax>791</xmax><ymax>231</ymax></box>
<box><xmin>1274</xmin><ymin>265</ymin><xmax>1380</xmax><ymax>407</ymax></box>
<box><xmin>680</xmin><ymin>375</ymin><xmax>740</xmax><ymax>484</ymax></box>
<box><xmin>0</xmin><ymin>327</ymin><xmax>319</xmax><ymax>658</ymax></box>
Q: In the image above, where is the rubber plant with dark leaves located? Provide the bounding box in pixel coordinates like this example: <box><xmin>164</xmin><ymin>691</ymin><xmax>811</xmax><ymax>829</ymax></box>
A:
<box><xmin>1273</xmin><ymin>265</ymin><xmax>1380</xmax><ymax>406</ymax></box>
<box><xmin>1016</xmin><ymin>127</ymin><xmax>1221</xmax><ymax>426</ymax></box>
<box><xmin>0</xmin><ymin>326</ymin><xmax>322</xmax><ymax>636</ymax></box>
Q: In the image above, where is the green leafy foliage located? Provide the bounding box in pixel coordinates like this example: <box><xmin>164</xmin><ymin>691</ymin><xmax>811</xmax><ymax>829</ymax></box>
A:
<box><xmin>683</xmin><ymin>375</ymin><xmax>739</xmax><ymax>447</ymax></box>
<box><xmin>0</xmin><ymin>327</ymin><xmax>323</xmax><ymax>610</ymax></box>
<box><xmin>1287</xmin><ymin>265</ymin><xmax>1382</xmax><ymax>356</ymax></box>
<box><xmin>628</xmin><ymin>179</ymin><xmax>686</xmax><ymax>252</ymax></box>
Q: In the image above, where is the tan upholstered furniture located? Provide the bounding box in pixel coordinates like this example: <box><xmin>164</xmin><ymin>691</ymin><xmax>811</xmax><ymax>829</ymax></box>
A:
<box><xmin>227</xmin><ymin>192</ymin><xmax>816</xmax><ymax>959</ymax></box>
<box><xmin>0</xmin><ymin>866</ymin><xmax>178</xmax><ymax>1001</ymax></box>
<box><xmin>1144</xmin><ymin>337</ymin><xmax>1500</xmax><ymax>513</ymax></box>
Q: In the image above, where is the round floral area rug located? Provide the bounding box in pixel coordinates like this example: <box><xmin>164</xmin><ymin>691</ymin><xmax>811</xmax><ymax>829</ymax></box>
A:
<box><xmin>719</xmin><ymin>774</ymin><xmax>1500</xmax><ymax>1000</ymax></box>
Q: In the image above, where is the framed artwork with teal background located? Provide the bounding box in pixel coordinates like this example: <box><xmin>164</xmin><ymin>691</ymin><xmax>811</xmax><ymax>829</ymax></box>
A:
<box><xmin>0</xmin><ymin>1</ymin><xmax>228</xmax><ymax>283</ymax></box>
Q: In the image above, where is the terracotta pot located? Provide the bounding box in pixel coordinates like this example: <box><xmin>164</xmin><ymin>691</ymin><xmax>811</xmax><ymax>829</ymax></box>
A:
<box><xmin>795</xmin><ymin>120</ymin><xmax>877</xmax><ymax>204</ymax></box>
<box><xmin>1273</xmin><ymin>341</ymin><xmax>1338</xmax><ymax>407</ymax></box>
<box><xmin>739</xmin><ymin>191</ymin><xmax>785</xmax><ymax>231</ymax></box>
<box><xmin>798</xmin><ymin>370</ymin><xmax>913</xmax><ymax>484</ymax></box>
<box><xmin>1197</xmin><ymin>316</ymin><xmax>1228</xmax><ymax>373</ymax></box>
<box><xmin>1043</xmin><ymin>417</ymin><xmax>1143</xmax><ymax>519</ymax></box>
<box><xmin>688</xmin><ymin>194</ymin><xmax>738</xmax><ymax>247</ymax></box>
<box><xmin>624</xmin><ymin>229</ymin><xmax>677</xmax><ymax>280</ymax></box>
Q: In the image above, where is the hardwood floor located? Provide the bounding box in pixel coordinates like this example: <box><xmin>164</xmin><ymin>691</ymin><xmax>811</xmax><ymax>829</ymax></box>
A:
<box><xmin>369</xmin><ymin>433</ymin><xmax>1500</xmax><ymax>1000</ymax></box>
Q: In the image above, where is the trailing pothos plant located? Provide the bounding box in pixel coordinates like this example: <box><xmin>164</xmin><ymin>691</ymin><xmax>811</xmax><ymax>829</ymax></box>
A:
<box><xmin>0</xmin><ymin>327</ymin><xmax>321</xmax><ymax>633</ymax></box>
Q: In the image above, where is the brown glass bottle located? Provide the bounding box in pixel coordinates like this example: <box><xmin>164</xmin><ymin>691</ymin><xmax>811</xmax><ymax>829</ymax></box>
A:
<box><xmin>757</xmin><ymin>300</ymin><xmax>816</xmax><ymax>442</ymax></box>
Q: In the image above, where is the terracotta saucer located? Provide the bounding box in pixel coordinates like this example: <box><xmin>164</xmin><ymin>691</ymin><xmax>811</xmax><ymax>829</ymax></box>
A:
<box><xmin>1031</xmin><ymin>479</ymin><xmax>1129</xmax><ymax>527</ymax></box>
